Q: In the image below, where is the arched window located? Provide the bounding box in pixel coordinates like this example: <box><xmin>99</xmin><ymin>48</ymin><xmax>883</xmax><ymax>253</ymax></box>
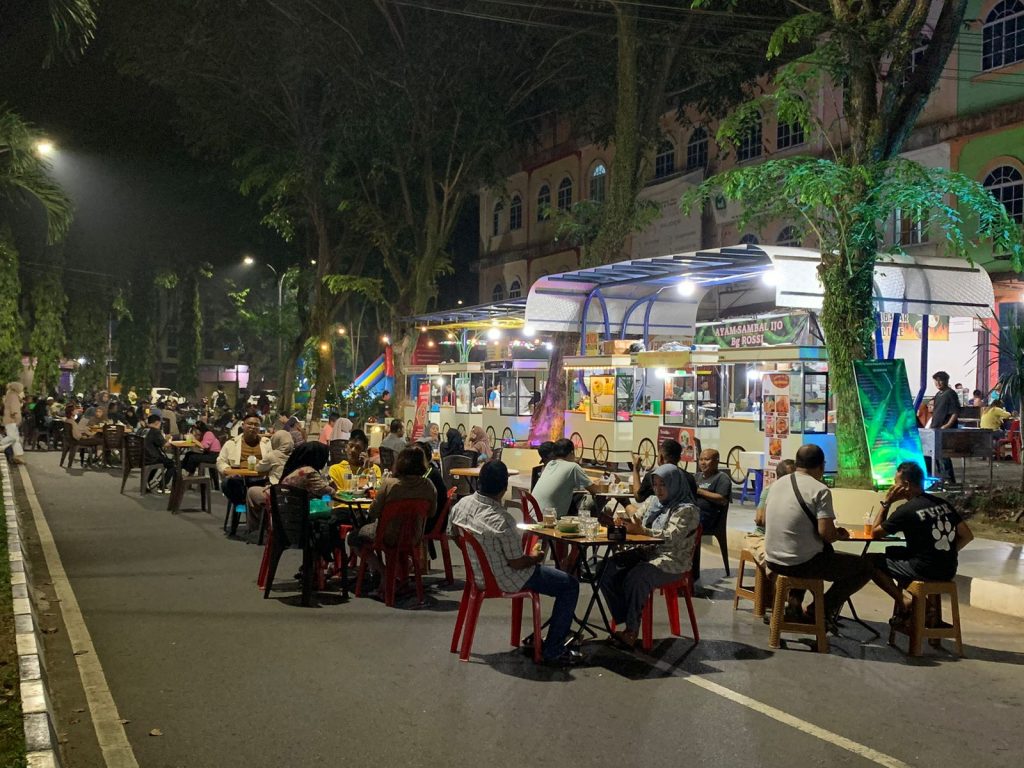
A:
<box><xmin>492</xmin><ymin>282</ymin><xmax>505</xmax><ymax>301</ymax></box>
<box><xmin>984</xmin><ymin>164</ymin><xmax>1024</xmax><ymax>223</ymax></box>
<box><xmin>492</xmin><ymin>201</ymin><xmax>504</xmax><ymax>237</ymax></box>
<box><xmin>509</xmin><ymin>195</ymin><xmax>523</xmax><ymax>231</ymax></box>
<box><xmin>685</xmin><ymin>127</ymin><xmax>708</xmax><ymax>171</ymax></box>
<box><xmin>557</xmin><ymin>177</ymin><xmax>573</xmax><ymax>211</ymax></box>
<box><xmin>508</xmin><ymin>278</ymin><xmax>523</xmax><ymax>299</ymax></box>
<box><xmin>776</xmin><ymin>226</ymin><xmax>800</xmax><ymax>246</ymax></box>
<box><xmin>983</xmin><ymin>1</ymin><xmax>1024</xmax><ymax>71</ymax></box>
<box><xmin>589</xmin><ymin>163</ymin><xmax>607</xmax><ymax>202</ymax></box>
<box><xmin>776</xmin><ymin>103</ymin><xmax>805</xmax><ymax>150</ymax></box>
<box><xmin>536</xmin><ymin>184</ymin><xmax>551</xmax><ymax>221</ymax></box>
<box><xmin>740</xmin><ymin>233</ymin><xmax>760</xmax><ymax>245</ymax></box>
<box><xmin>655</xmin><ymin>140</ymin><xmax>676</xmax><ymax>178</ymax></box>
<box><xmin>737</xmin><ymin>115</ymin><xmax>763</xmax><ymax>162</ymax></box>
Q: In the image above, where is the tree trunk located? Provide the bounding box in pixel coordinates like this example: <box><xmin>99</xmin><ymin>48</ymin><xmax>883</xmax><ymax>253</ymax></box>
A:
<box><xmin>818</xmin><ymin>246</ymin><xmax>876</xmax><ymax>488</ymax></box>
<box><xmin>279</xmin><ymin>330</ymin><xmax>306</xmax><ymax>414</ymax></box>
<box><xmin>391</xmin><ymin>330</ymin><xmax>419</xmax><ymax>406</ymax></box>
<box><xmin>529</xmin><ymin>332</ymin><xmax>579</xmax><ymax>444</ymax></box>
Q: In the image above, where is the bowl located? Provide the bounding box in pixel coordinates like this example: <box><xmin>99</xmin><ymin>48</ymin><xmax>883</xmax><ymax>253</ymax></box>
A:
<box><xmin>556</xmin><ymin>523</ymin><xmax>580</xmax><ymax>534</ymax></box>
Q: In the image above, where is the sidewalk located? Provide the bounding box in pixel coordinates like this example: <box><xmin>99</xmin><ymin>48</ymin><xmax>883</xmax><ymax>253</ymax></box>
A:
<box><xmin>724</xmin><ymin>503</ymin><xmax>1024</xmax><ymax>619</ymax></box>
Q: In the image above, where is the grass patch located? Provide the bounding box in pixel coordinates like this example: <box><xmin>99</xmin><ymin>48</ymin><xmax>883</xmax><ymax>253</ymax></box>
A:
<box><xmin>0</xmin><ymin>482</ymin><xmax>27</xmax><ymax>767</ymax></box>
<box><xmin>948</xmin><ymin>487</ymin><xmax>1024</xmax><ymax>545</ymax></box>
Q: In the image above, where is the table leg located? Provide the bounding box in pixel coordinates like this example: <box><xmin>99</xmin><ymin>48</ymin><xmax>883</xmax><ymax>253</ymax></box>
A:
<box><xmin>571</xmin><ymin>546</ymin><xmax>613</xmax><ymax>642</ymax></box>
<box><xmin>840</xmin><ymin>598</ymin><xmax>880</xmax><ymax>640</ymax></box>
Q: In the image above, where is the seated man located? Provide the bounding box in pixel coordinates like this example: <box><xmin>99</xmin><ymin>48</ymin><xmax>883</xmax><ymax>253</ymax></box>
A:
<box><xmin>530</xmin><ymin>440</ymin><xmax>555</xmax><ymax>491</ymax></box>
<box><xmin>869</xmin><ymin>461</ymin><xmax>974</xmax><ymax>619</ymax></box>
<box><xmin>530</xmin><ymin>437</ymin><xmax>602</xmax><ymax>519</ymax></box>
<box><xmin>764</xmin><ymin>444</ymin><xmax>872</xmax><ymax>628</ymax></box>
<box><xmin>449</xmin><ymin>461</ymin><xmax>582</xmax><ymax>666</ymax></box>
<box><xmin>328</xmin><ymin>432</ymin><xmax>382</xmax><ymax>489</ymax></box>
<box><xmin>980</xmin><ymin>398</ymin><xmax>1013</xmax><ymax>437</ymax></box>
<box><xmin>630</xmin><ymin>438</ymin><xmax>696</xmax><ymax>504</ymax></box>
<box><xmin>380</xmin><ymin>418</ymin><xmax>408</xmax><ymax>454</ymax></box>
<box><xmin>691</xmin><ymin>448</ymin><xmax>732</xmax><ymax>581</ymax></box>
<box><xmin>216</xmin><ymin>415</ymin><xmax>272</xmax><ymax>509</ymax></box>
<box><xmin>142</xmin><ymin>414</ymin><xmax>174</xmax><ymax>492</ymax></box>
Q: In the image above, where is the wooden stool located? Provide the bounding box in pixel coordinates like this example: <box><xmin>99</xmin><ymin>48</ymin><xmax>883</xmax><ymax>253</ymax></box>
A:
<box><xmin>768</xmin><ymin>575</ymin><xmax>828</xmax><ymax>653</ymax></box>
<box><xmin>733</xmin><ymin>549</ymin><xmax>769</xmax><ymax>617</ymax></box>
<box><xmin>888</xmin><ymin>580</ymin><xmax>964</xmax><ymax>657</ymax></box>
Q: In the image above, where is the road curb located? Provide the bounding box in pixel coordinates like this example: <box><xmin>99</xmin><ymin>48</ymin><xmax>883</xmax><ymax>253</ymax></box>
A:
<box><xmin>2</xmin><ymin>459</ymin><xmax>61</xmax><ymax>768</ymax></box>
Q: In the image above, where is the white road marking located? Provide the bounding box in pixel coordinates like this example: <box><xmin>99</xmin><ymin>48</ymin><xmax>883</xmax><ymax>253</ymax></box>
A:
<box><xmin>18</xmin><ymin>465</ymin><xmax>140</xmax><ymax>768</ymax></box>
<box><xmin>646</xmin><ymin>653</ymin><xmax>912</xmax><ymax>768</ymax></box>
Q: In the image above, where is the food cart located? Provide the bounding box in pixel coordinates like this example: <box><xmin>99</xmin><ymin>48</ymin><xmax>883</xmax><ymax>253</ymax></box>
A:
<box><xmin>481</xmin><ymin>359</ymin><xmax>548</xmax><ymax>446</ymax></box>
<box><xmin>562</xmin><ymin>355</ymin><xmax>639</xmax><ymax>465</ymax></box>
<box><xmin>444</xmin><ymin>362</ymin><xmax>485</xmax><ymax>437</ymax></box>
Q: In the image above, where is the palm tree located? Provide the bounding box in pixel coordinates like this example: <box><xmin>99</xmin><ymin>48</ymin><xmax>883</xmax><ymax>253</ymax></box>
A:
<box><xmin>44</xmin><ymin>0</ymin><xmax>98</xmax><ymax>65</ymax></box>
<box><xmin>990</xmin><ymin>323</ymin><xmax>1024</xmax><ymax>497</ymax></box>
<box><xmin>0</xmin><ymin>107</ymin><xmax>73</xmax><ymax>243</ymax></box>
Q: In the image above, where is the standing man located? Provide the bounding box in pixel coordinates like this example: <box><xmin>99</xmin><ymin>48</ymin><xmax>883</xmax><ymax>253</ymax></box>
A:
<box><xmin>449</xmin><ymin>461</ymin><xmax>582</xmax><ymax>666</ymax></box>
<box><xmin>691</xmin><ymin>448</ymin><xmax>732</xmax><ymax>582</ymax></box>
<box><xmin>929</xmin><ymin>371</ymin><xmax>960</xmax><ymax>484</ymax></box>
<box><xmin>2</xmin><ymin>382</ymin><xmax>26</xmax><ymax>465</ymax></box>
<box><xmin>764</xmin><ymin>444</ymin><xmax>872</xmax><ymax>628</ymax></box>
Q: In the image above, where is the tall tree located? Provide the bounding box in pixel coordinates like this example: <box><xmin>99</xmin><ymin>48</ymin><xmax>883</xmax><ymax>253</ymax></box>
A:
<box><xmin>27</xmin><ymin>254</ymin><xmax>66</xmax><ymax>394</ymax></box>
<box><xmin>114</xmin><ymin>267</ymin><xmax>158</xmax><ymax>396</ymax></box>
<box><xmin>0</xmin><ymin>230</ymin><xmax>24</xmax><ymax>381</ymax></box>
<box><xmin>67</xmin><ymin>292</ymin><xmax>106</xmax><ymax>394</ymax></box>
<box><xmin>174</xmin><ymin>268</ymin><xmax>206</xmax><ymax>398</ymax></box>
<box><xmin>685</xmin><ymin>0</ymin><xmax>1023</xmax><ymax>487</ymax></box>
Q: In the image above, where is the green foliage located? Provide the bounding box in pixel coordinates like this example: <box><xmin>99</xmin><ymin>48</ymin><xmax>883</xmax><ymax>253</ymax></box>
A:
<box><xmin>175</xmin><ymin>272</ymin><xmax>202</xmax><ymax>397</ymax></box>
<box><xmin>67</xmin><ymin>294</ymin><xmax>106</xmax><ymax>395</ymax></box>
<box><xmin>338</xmin><ymin>385</ymin><xmax>378</xmax><ymax>428</ymax></box>
<box><xmin>27</xmin><ymin>262</ymin><xmax>66</xmax><ymax>395</ymax></box>
<box><xmin>114</xmin><ymin>271</ymin><xmax>156</xmax><ymax>394</ymax></box>
<box><xmin>0</xmin><ymin>107</ymin><xmax>73</xmax><ymax>243</ymax></box>
<box><xmin>0</xmin><ymin>233</ymin><xmax>24</xmax><ymax>382</ymax></box>
<box><xmin>44</xmin><ymin>0</ymin><xmax>97</xmax><ymax>66</ymax></box>
<box><xmin>322</xmin><ymin>274</ymin><xmax>384</xmax><ymax>303</ymax></box>
<box><xmin>553</xmin><ymin>198</ymin><xmax>659</xmax><ymax>250</ymax></box>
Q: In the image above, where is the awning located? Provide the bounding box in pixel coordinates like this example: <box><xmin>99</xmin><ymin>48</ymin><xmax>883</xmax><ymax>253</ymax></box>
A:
<box><xmin>401</xmin><ymin>298</ymin><xmax>527</xmax><ymax>330</ymax></box>
<box><xmin>525</xmin><ymin>244</ymin><xmax>995</xmax><ymax>340</ymax></box>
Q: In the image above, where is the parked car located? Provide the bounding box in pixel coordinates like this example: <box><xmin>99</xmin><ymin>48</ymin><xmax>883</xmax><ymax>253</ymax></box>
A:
<box><xmin>247</xmin><ymin>390</ymin><xmax>279</xmax><ymax>409</ymax></box>
<box><xmin>150</xmin><ymin>387</ymin><xmax>180</xmax><ymax>403</ymax></box>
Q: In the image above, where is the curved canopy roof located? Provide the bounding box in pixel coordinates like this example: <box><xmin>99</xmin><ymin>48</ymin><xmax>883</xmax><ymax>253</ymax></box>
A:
<box><xmin>525</xmin><ymin>244</ymin><xmax>994</xmax><ymax>339</ymax></box>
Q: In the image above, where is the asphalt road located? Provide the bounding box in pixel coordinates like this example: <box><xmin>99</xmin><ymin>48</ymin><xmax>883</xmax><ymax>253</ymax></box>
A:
<box><xmin>17</xmin><ymin>451</ymin><xmax>1024</xmax><ymax>768</ymax></box>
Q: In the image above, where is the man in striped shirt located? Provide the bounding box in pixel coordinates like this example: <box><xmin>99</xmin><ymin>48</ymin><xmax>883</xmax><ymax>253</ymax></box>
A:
<box><xmin>449</xmin><ymin>461</ymin><xmax>582</xmax><ymax>666</ymax></box>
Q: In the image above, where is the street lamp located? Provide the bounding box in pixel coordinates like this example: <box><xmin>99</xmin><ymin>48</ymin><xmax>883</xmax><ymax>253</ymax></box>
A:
<box><xmin>242</xmin><ymin>256</ymin><xmax>290</xmax><ymax>389</ymax></box>
<box><xmin>34</xmin><ymin>140</ymin><xmax>55</xmax><ymax>157</ymax></box>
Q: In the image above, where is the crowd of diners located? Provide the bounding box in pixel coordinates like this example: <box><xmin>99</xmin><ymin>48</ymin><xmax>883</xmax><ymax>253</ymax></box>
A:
<box><xmin>0</xmin><ymin>383</ymin><xmax>976</xmax><ymax>667</ymax></box>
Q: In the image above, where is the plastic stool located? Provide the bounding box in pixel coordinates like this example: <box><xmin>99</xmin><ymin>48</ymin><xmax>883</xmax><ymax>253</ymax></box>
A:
<box><xmin>888</xmin><ymin>580</ymin><xmax>963</xmax><ymax>657</ymax></box>
<box><xmin>768</xmin><ymin>575</ymin><xmax>828</xmax><ymax>653</ymax></box>
<box><xmin>733</xmin><ymin>549</ymin><xmax>769</xmax><ymax>617</ymax></box>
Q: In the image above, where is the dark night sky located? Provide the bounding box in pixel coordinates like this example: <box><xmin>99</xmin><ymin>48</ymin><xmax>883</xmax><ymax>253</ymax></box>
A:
<box><xmin>0</xmin><ymin>2</ymin><xmax>476</xmax><ymax>306</ymax></box>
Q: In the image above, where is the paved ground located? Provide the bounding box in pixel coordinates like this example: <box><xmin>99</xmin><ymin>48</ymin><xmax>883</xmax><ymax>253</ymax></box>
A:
<box><xmin>15</xmin><ymin>451</ymin><xmax>1024</xmax><ymax>768</ymax></box>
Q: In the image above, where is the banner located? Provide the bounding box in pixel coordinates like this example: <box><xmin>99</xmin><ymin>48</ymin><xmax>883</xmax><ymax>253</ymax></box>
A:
<box><xmin>657</xmin><ymin>425</ymin><xmax>698</xmax><ymax>462</ymax></box>
<box><xmin>878</xmin><ymin>313</ymin><xmax>949</xmax><ymax>342</ymax></box>
<box><xmin>411</xmin><ymin>381</ymin><xmax>430</xmax><ymax>440</ymax></box>
<box><xmin>853</xmin><ymin>359</ymin><xmax>926</xmax><ymax>488</ymax></box>
<box><xmin>694</xmin><ymin>314</ymin><xmax>810</xmax><ymax>349</ymax></box>
<box><xmin>761</xmin><ymin>373</ymin><xmax>793</xmax><ymax>485</ymax></box>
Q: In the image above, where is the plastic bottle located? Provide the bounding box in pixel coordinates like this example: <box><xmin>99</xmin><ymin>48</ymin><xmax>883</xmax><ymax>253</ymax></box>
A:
<box><xmin>247</xmin><ymin>454</ymin><xmax>257</xmax><ymax>470</ymax></box>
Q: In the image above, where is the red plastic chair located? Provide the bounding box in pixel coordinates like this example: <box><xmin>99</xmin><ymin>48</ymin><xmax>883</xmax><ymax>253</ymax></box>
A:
<box><xmin>519</xmin><ymin>490</ymin><xmax>542</xmax><ymax>552</ymax></box>
<box><xmin>995</xmin><ymin>419</ymin><xmax>1021</xmax><ymax>463</ymax></box>
<box><xmin>424</xmin><ymin>487</ymin><xmax>458</xmax><ymax>584</ymax></box>
<box><xmin>618</xmin><ymin>525</ymin><xmax>703</xmax><ymax>651</ymax></box>
<box><xmin>450</xmin><ymin>526</ymin><xmax>543</xmax><ymax>663</ymax></box>
<box><xmin>354</xmin><ymin>498</ymin><xmax>432</xmax><ymax>606</ymax></box>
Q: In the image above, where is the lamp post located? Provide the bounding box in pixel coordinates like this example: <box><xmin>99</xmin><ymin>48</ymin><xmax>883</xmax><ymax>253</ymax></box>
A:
<box><xmin>243</xmin><ymin>256</ymin><xmax>288</xmax><ymax>389</ymax></box>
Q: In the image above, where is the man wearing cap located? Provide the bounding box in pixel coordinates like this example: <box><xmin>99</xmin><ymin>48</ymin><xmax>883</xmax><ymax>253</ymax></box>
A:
<box><xmin>449</xmin><ymin>461</ymin><xmax>583</xmax><ymax>666</ymax></box>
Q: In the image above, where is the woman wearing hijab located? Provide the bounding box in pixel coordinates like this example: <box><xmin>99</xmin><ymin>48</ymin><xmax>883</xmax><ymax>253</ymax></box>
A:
<box><xmin>249</xmin><ymin>441</ymin><xmax>330</xmax><ymax>543</ymax></box>
<box><xmin>439</xmin><ymin>428</ymin><xmax>464</xmax><ymax>459</ymax></box>
<box><xmin>467</xmin><ymin>425</ymin><xmax>492</xmax><ymax>463</ymax></box>
<box><xmin>599</xmin><ymin>464</ymin><xmax>699</xmax><ymax>650</ymax></box>
<box><xmin>2</xmin><ymin>381</ymin><xmax>26</xmax><ymax>464</ymax></box>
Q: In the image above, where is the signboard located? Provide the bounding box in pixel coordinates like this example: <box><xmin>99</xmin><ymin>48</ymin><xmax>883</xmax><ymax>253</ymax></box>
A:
<box><xmin>853</xmin><ymin>359</ymin><xmax>926</xmax><ymax>488</ymax></box>
<box><xmin>761</xmin><ymin>373</ymin><xmax>793</xmax><ymax>485</ymax></box>
<box><xmin>878</xmin><ymin>313</ymin><xmax>949</xmax><ymax>341</ymax></box>
<box><xmin>657</xmin><ymin>425</ymin><xmax>699</xmax><ymax>463</ymax></box>
<box><xmin>694</xmin><ymin>314</ymin><xmax>810</xmax><ymax>349</ymax></box>
<box><xmin>411</xmin><ymin>381</ymin><xmax>430</xmax><ymax>440</ymax></box>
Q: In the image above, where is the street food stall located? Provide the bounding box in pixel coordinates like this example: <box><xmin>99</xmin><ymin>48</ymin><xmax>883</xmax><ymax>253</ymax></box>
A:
<box><xmin>481</xmin><ymin>359</ymin><xmax>548</xmax><ymax>446</ymax></box>
<box><xmin>562</xmin><ymin>354</ymin><xmax>639</xmax><ymax>464</ymax></box>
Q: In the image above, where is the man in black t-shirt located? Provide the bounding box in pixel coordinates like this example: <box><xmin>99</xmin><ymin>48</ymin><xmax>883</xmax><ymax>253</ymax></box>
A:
<box><xmin>928</xmin><ymin>370</ymin><xmax>960</xmax><ymax>483</ymax></box>
<box><xmin>631</xmin><ymin>438</ymin><xmax>697</xmax><ymax>503</ymax></box>
<box><xmin>869</xmin><ymin>461</ymin><xmax>974</xmax><ymax>615</ymax></box>
<box><xmin>143</xmin><ymin>414</ymin><xmax>174</xmax><ymax>492</ymax></box>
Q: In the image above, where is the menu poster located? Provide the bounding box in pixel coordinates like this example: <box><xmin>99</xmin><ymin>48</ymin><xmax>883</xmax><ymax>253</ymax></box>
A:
<box><xmin>412</xmin><ymin>381</ymin><xmax>430</xmax><ymax>440</ymax></box>
<box><xmin>658</xmin><ymin>425</ymin><xmax>698</xmax><ymax>462</ymax></box>
<box><xmin>761</xmin><ymin>373</ymin><xmax>792</xmax><ymax>486</ymax></box>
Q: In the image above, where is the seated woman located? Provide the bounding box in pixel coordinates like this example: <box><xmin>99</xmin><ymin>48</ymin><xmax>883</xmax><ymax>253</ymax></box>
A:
<box><xmin>64</xmin><ymin>404</ymin><xmax>104</xmax><ymax>464</ymax></box>
<box><xmin>439</xmin><ymin>428</ymin><xmax>464</xmax><ymax>460</ymax></box>
<box><xmin>599</xmin><ymin>464</ymin><xmax>699</xmax><ymax>650</ymax></box>
<box><xmin>350</xmin><ymin>448</ymin><xmax>437</xmax><ymax>593</ymax></box>
<box><xmin>249</xmin><ymin>442</ymin><xmax>333</xmax><ymax>542</ymax></box>
<box><xmin>426</xmin><ymin>423</ymin><xmax>442</xmax><ymax>453</ymax></box>
<box><xmin>328</xmin><ymin>433</ymin><xmax>381</xmax><ymax>489</ymax></box>
<box><xmin>467</xmin><ymin>425</ymin><xmax>492</xmax><ymax>464</ymax></box>
<box><xmin>414</xmin><ymin>440</ymin><xmax>448</xmax><ymax>533</ymax></box>
<box><xmin>182</xmin><ymin>422</ymin><xmax>223</xmax><ymax>475</ymax></box>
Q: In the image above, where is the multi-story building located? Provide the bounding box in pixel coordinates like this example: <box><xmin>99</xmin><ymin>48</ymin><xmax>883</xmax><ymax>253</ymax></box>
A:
<box><xmin>475</xmin><ymin>0</ymin><xmax>1024</xmax><ymax>392</ymax></box>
